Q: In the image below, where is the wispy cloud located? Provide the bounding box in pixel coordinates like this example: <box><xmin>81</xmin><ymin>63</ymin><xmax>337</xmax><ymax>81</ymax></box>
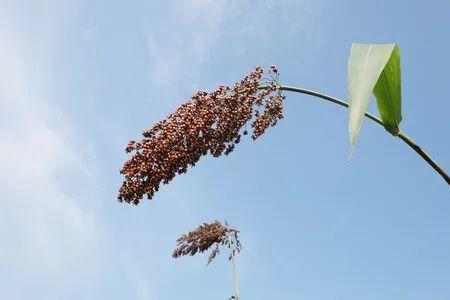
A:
<box><xmin>0</xmin><ymin>2</ymin><xmax>98</xmax><ymax>278</ymax></box>
<box><xmin>145</xmin><ymin>0</ymin><xmax>228</xmax><ymax>91</ymax></box>
<box><xmin>145</xmin><ymin>0</ymin><xmax>322</xmax><ymax>94</ymax></box>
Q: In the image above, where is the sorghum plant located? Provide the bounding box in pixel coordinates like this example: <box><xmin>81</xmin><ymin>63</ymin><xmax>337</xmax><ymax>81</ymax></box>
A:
<box><xmin>119</xmin><ymin>44</ymin><xmax>450</xmax><ymax>205</ymax></box>
<box><xmin>173</xmin><ymin>221</ymin><xmax>242</xmax><ymax>299</ymax></box>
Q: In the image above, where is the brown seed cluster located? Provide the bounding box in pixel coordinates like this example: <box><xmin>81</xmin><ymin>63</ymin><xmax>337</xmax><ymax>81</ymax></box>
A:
<box><xmin>172</xmin><ymin>221</ymin><xmax>241</xmax><ymax>265</ymax></box>
<box><xmin>118</xmin><ymin>66</ymin><xmax>284</xmax><ymax>204</ymax></box>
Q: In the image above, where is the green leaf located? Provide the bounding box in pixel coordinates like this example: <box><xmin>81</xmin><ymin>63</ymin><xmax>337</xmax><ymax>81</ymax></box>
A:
<box><xmin>373</xmin><ymin>45</ymin><xmax>402</xmax><ymax>134</ymax></box>
<box><xmin>348</xmin><ymin>43</ymin><xmax>402</xmax><ymax>154</ymax></box>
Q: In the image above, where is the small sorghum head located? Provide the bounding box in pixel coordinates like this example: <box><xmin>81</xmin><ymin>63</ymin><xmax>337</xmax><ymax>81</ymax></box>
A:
<box><xmin>172</xmin><ymin>220</ymin><xmax>241</xmax><ymax>265</ymax></box>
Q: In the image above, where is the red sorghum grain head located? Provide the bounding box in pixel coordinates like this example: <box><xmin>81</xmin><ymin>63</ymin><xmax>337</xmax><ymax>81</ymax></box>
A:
<box><xmin>118</xmin><ymin>66</ymin><xmax>284</xmax><ymax>204</ymax></box>
<box><xmin>172</xmin><ymin>220</ymin><xmax>241</xmax><ymax>265</ymax></box>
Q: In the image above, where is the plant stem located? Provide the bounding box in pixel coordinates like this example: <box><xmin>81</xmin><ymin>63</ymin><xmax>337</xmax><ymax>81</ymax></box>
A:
<box><xmin>227</xmin><ymin>234</ymin><xmax>239</xmax><ymax>300</ymax></box>
<box><xmin>275</xmin><ymin>85</ymin><xmax>450</xmax><ymax>185</ymax></box>
<box><xmin>397</xmin><ymin>131</ymin><xmax>450</xmax><ymax>185</ymax></box>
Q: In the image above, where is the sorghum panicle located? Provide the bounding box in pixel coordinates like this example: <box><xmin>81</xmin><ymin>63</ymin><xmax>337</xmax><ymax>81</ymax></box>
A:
<box><xmin>172</xmin><ymin>221</ymin><xmax>241</xmax><ymax>265</ymax></box>
<box><xmin>118</xmin><ymin>66</ymin><xmax>284</xmax><ymax>204</ymax></box>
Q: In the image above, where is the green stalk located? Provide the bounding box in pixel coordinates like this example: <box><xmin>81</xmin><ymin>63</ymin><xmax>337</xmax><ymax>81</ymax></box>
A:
<box><xmin>274</xmin><ymin>85</ymin><xmax>450</xmax><ymax>185</ymax></box>
<box><xmin>227</xmin><ymin>234</ymin><xmax>239</xmax><ymax>300</ymax></box>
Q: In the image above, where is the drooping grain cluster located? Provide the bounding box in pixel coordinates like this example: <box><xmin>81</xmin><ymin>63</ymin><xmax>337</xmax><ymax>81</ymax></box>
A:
<box><xmin>172</xmin><ymin>221</ymin><xmax>241</xmax><ymax>265</ymax></box>
<box><xmin>118</xmin><ymin>66</ymin><xmax>284</xmax><ymax>204</ymax></box>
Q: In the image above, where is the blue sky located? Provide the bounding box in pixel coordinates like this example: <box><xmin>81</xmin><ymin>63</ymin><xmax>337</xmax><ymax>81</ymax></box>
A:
<box><xmin>1</xmin><ymin>0</ymin><xmax>449</xmax><ymax>299</ymax></box>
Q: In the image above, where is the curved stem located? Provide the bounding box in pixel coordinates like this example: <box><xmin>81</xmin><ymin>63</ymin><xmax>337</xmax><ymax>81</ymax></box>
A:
<box><xmin>278</xmin><ymin>85</ymin><xmax>383</xmax><ymax>125</ymax></box>
<box><xmin>396</xmin><ymin>131</ymin><xmax>450</xmax><ymax>185</ymax></box>
<box><xmin>276</xmin><ymin>85</ymin><xmax>450</xmax><ymax>185</ymax></box>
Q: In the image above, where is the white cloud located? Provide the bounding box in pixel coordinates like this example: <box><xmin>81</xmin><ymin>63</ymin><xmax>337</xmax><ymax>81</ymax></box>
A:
<box><xmin>0</xmin><ymin>2</ymin><xmax>98</xmax><ymax>278</ymax></box>
<box><xmin>145</xmin><ymin>0</ymin><xmax>322</xmax><ymax>93</ymax></box>
<box><xmin>146</xmin><ymin>0</ymin><xmax>228</xmax><ymax>90</ymax></box>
